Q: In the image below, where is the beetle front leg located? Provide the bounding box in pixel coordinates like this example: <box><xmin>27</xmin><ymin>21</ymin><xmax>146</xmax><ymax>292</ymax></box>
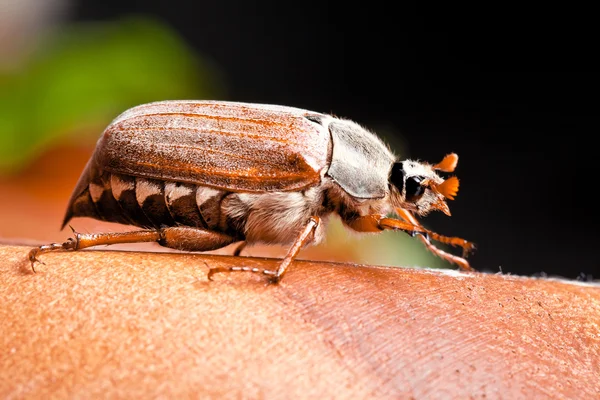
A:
<box><xmin>393</xmin><ymin>207</ymin><xmax>475</xmax><ymax>270</ymax></box>
<box><xmin>393</xmin><ymin>208</ymin><xmax>475</xmax><ymax>256</ymax></box>
<box><xmin>208</xmin><ymin>217</ymin><xmax>320</xmax><ymax>283</ymax></box>
<box><xmin>344</xmin><ymin>213</ymin><xmax>475</xmax><ymax>271</ymax></box>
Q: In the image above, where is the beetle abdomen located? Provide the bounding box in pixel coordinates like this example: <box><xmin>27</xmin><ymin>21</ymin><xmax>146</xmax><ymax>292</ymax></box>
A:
<box><xmin>63</xmin><ymin>165</ymin><xmax>229</xmax><ymax>233</ymax></box>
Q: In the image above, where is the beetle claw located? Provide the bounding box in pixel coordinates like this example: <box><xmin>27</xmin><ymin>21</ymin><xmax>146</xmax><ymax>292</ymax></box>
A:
<box><xmin>206</xmin><ymin>267</ymin><xmax>221</xmax><ymax>281</ymax></box>
<box><xmin>26</xmin><ymin>239</ymin><xmax>78</xmax><ymax>273</ymax></box>
<box><xmin>27</xmin><ymin>248</ymin><xmax>47</xmax><ymax>273</ymax></box>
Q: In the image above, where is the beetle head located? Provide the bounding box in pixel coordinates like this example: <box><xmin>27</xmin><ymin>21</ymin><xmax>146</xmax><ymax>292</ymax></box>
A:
<box><xmin>389</xmin><ymin>153</ymin><xmax>460</xmax><ymax>216</ymax></box>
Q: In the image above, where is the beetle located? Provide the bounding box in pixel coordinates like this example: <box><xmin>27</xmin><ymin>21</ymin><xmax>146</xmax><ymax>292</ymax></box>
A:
<box><xmin>28</xmin><ymin>100</ymin><xmax>475</xmax><ymax>282</ymax></box>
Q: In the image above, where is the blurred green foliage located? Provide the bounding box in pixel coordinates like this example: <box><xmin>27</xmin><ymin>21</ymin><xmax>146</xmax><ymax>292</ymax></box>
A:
<box><xmin>0</xmin><ymin>17</ymin><xmax>223</xmax><ymax>175</ymax></box>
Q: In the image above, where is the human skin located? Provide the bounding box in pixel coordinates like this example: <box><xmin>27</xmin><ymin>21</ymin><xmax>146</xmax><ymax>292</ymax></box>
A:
<box><xmin>1</xmin><ymin>244</ymin><xmax>599</xmax><ymax>399</ymax></box>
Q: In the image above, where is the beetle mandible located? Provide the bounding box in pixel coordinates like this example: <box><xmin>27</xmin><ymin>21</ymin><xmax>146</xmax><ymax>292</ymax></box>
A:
<box><xmin>28</xmin><ymin>100</ymin><xmax>475</xmax><ymax>282</ymax></box>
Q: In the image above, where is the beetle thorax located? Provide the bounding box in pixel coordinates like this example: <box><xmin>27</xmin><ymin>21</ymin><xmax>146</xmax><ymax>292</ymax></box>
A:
<box><xmin>326</xmin><ymin>118</ymin><xmax>395</xmax><ymax>200</ymax></box>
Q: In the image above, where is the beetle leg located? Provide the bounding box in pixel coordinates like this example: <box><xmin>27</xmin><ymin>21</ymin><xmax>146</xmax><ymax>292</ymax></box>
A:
<box><xmin>391</xmin><ymin>207</ymin><xmax>475</xmax><ymax>270</ymax></box>
<box><xmin>343</xmin><ymin>212</ymin><xmax>474</xmax><ymax>271</ymax></box>
<box><xmin>233</xmin><ymin>241</ymin><xmax>247</xmax><ymax>256</ymax></box>
<box><xmin>158</xmin><ymin>227</ymin><xmax>238</xmax><ymax>252</ymax></box>
<box><xmin>208</xmin><ymin>217</ymin><xmax>320</xmax><ymax>283</ymax></box>
<box><xmin>28</xmin><ymin>230</ymin><xmax>162</xmax><ymax>271</ymax></box>
<box><xmin>270</xmin><ymin>216</ymin><xmax>320</xmax><ymax>282</ymax></box>
<box><xmin>28</xmin><ymin>227</ymin><xmax>238</xmax><ymax>272</ymax></box>
<box><xmin>393</xmin><ymin>208</ymin><xmax>475</xmax><ymax>254</ymax></box>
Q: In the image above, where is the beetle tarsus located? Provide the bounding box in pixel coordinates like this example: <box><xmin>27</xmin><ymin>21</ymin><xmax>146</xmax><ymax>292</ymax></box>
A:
<box><xmin>462</xmin><ymin>243</ymin><xmax>476</xmax><ymax>258</ymax></box>
<box><xmin>27</xmin><ymin>239</ymin><xmax>77</xmax><ymax>272</ymax></box>
<box><xmin>28</xmin><ymin>250</ymin><xmax>45</xmax><ymax>273</ymax></box>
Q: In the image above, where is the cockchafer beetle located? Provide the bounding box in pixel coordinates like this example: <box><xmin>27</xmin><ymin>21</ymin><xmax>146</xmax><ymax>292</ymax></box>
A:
<box><xmin>28</xmin><ymin>100</ymin><xmax>475</xmax><ymax>282</ymax></box>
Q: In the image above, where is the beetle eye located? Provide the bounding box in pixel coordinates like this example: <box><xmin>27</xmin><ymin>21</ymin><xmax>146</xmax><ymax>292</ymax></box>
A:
<box><xmin>389</xmin><ymin>162</ymin><xmax>405</xmax><ymax>193</ymax></box>
<box><xmin>405</xmin><ymin>176</ymin><xmax>425</xmax><ymax>202</ymax></box>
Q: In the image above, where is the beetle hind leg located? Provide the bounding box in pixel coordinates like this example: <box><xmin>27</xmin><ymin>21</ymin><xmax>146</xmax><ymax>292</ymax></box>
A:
<box><xmin>28</xmin><ymin>229</ymin><xmax>162</xmax><ymax>272</ymax></box>
<box><xmin>28</xmin><ymin>226</ymin><xmax>239</xmax><ymax>272</ymax></box>
<box><xmin>28</xmin><ymin>239</ymin><xmax>78</xmax><ymax>271</ymax></box>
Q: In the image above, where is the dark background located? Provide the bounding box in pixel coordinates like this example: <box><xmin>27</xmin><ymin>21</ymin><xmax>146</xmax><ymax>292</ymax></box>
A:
<box><xmin>69</xmin><ymin>2</ymin><xmax>598</xmax><ymax>279</ymax></box>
